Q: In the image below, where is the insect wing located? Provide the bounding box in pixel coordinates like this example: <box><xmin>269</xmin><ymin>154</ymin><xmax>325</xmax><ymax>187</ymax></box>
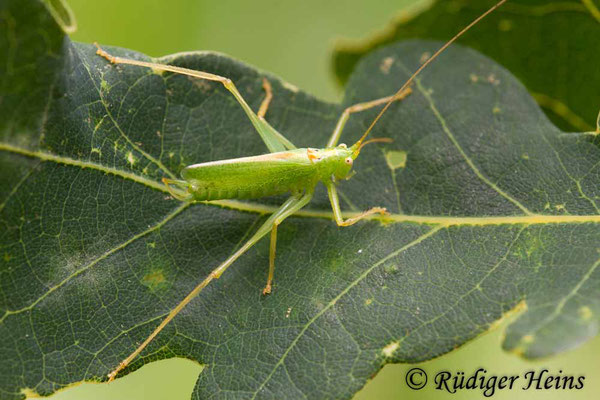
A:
<box><xmin>181</xmin><ymin>150</ymin><xmax>316</xmax><ymax>200</ymax></box>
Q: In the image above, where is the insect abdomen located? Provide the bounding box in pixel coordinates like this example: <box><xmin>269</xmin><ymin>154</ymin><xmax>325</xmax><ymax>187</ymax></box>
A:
<box><xmin>181</xmin><ymin>150</ymin><xmax>318</xmax><ymax>201</ymax></box>
<box><xmin>190</xmin><ymin>184</ymin><xmax>293</xmax><ymax>201</ymax></box>
<box><xmin>188</xmin><ymin>176</ymin><xmax>315</xmax><ymax>201</ymax></box>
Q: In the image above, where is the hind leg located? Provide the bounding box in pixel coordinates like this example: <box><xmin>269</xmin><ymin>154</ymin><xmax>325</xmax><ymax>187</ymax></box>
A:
<box><xmin>95</xmin><ymin>44</ymin><xmax>295</xmax><ymax>153</ymax></box>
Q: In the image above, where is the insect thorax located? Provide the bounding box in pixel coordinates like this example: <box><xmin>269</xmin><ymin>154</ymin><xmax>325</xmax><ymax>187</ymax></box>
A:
<box><xmin>310</xmin><ymin>147</ymin><xmax>354</xmax><ymax>182</ymax></box>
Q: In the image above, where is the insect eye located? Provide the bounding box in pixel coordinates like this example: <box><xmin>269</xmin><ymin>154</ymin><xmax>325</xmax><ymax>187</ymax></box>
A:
<box><xmin>345</xmin><ymin>157</ymin><xmax>353</xmax><ymax>165</ymax></box>
<box><xmin>338</xmin><ymin>143</ymin><xmax>347</xmax><ymax>149</ymax></box>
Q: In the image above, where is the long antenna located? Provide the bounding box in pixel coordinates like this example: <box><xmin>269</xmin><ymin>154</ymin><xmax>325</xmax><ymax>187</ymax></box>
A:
<box><xmin>355</xmin><ymin>0</ymin><xmax>508</xmax><ymax>147</ymax></box>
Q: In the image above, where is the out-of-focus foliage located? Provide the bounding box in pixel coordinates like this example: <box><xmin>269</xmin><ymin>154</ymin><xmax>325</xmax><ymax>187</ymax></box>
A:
<box><xmin>333</xmin><ymin>0</ymin><xmax>600</xmax><ymax>132</ymax></box>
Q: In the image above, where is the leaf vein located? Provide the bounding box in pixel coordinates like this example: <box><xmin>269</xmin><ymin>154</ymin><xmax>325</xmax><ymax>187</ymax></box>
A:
<box><xmin>3</xmin><ymin>142</ymin><xmax>600</xmax><ymax>225</ymax></box>
<box><xmin>249</xmin><ymin>226</ymin><xmax>442</xmax><ymax>399</ymax></box>
<box><xmin>73</xmin><ymin>45</ymin><xmax>177</xmax><ymax>179</ymax></box>
<box><xmin>397</xmin><ymin>226</ymin><xmax>527</xmax><ymax>347</ymax></box>
<box><xmin>0</xmin><ymin>203</ymin><xmax>189</xmax><ymax>322</ymax></box>
<box><xmin>413</xmin><ymin>77</ymin><xmax>534</xmax><ymax>215</ymax></box>
<box><xmin>525</xmin><ymin>255</ymin><xmax>600</xmax><ymax>338</ymax></box>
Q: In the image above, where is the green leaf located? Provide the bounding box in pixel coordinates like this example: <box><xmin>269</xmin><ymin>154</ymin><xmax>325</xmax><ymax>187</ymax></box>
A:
<box><xmin>2</xmin><ymin>1</ymin><xmax>600</xmax><ymax>399</ymax></box>
<box><xmin>332</xmin><ymin>0</ymin><xmax>600</xmax><ymax>132</ymax></box>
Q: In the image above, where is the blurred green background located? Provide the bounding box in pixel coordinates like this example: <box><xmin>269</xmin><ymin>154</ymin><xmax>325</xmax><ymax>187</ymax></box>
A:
<box><xmin>51</xmin><ymin>0</ymin><xmax>600</xmax><ymax>399</ymax></box>
<box><xmin>65</xmin><ymin>0</ymin><xmax>415</xmax><ymax>102</ymax></box>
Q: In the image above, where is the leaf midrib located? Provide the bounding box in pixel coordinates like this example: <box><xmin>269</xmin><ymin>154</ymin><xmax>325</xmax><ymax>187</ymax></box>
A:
<box><xmin>2</xmin><ymin>140</ymin><xmax>598</xmax><ymax>395</ymax></box>
<box><xmin>2</xmin><ymin>141</ymin><xmax>599</xmax><ymax>226</ymax></box>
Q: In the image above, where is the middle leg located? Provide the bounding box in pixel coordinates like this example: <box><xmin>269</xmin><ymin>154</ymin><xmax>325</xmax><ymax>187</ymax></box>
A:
<box><xmin>263</xmin><ymin>189</ymin><xmax>314</xmax><ymax>294</ymax></box>
<box><xmin>326</xmin><ymin>182</ymin><xmax>388</xmax><ymax>226</ymax></box>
